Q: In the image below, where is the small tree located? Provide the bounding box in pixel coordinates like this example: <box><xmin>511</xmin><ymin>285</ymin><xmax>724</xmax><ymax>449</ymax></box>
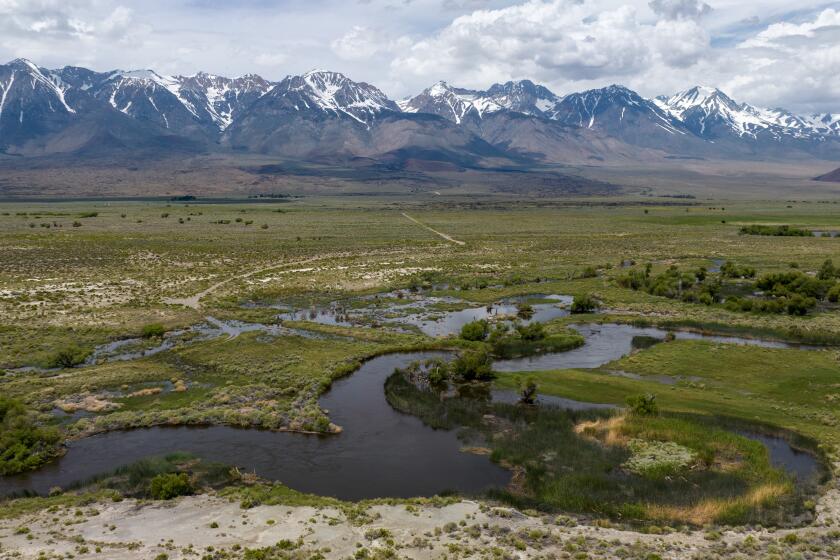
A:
<box><xmin>570</xmin><ymin>294</ymin><xmax>597</xmax><ymax>314</ymax></box>
<box><xmin>626</xmin><ymin>394</ymin><xmax>659</xmax><ymax>416</ymax></box>
<box><xmin>460</xmin><ymin>320</ymin><xmax>489</xmax><ymax>341</ymax></box>
<box><xmin>48</xmin><ymin>345</ymin><xmax>90</xmax><ymax>369</ymax></box>
<box><xmin>516</xmin><ymin>322</ymin><xmax>546</xmax><ymax>341</ymax></box>
<box><xmin>519</xmin><ymin>377</ymin><xmax>538</xmax><ymax>405</ymax></box>
<box><xmin>452</xmin><ymin>349</ymin><xmax>494</xmax><ymax>381</ymax></box>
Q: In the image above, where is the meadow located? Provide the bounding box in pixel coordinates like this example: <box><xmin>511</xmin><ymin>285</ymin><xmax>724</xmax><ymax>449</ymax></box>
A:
<box><xmin>2</xmin><ymin>194</ymin><xmax>840</xmax><ymax>533</ymax></box>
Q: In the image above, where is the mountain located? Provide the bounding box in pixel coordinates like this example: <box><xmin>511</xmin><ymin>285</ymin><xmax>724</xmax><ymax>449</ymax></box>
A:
<box><xmin>655</xmin><ymin>86</ymin><xmax>833</xmax><ymax>142</ymax></box>
<box><xmin>222</xmin><ymin>70</ymin><xmax>510</xmax><ymax>167</ymax></box>
<box><xmin>815</xmin><ymin>167</ymin><xmax>840</xmax><ymax>182</ymax></box>
<box><xmin>400</xmin><ymin>80</ymin><xmax>559</xmax><ymax>124</ymax></box>
<box><xmin>1</xmin><ymin>57</ymin><xmax>838</xmax><ymax>166</ymax></box>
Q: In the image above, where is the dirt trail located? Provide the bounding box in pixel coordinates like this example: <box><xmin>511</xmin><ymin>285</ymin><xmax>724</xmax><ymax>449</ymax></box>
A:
<box><xmin>402</xmin><ymin>212</ymin><xmax>466</xmax><ymax>245</ymax></box>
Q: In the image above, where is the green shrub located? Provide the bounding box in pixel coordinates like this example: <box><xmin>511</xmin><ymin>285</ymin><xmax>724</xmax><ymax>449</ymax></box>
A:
<box><xmin>47</xmin><ymin>345</ymin><xmax>91</xmax><ymax>368</ymax></box>
<box><xmin>0</xmin><ymin>397</ymin><xmax>61</xmax><ymax>475</ymax></box>
<box><xmin>739</xmin><ymin>224</ymin><xmax>812</xmax><ymax>237</ymax></box>
<box><xmin>626</xmin><ymin>394</ymin><xmax>659</xmax><ymax>416</ymax></box>
<box><xmin>570</xmin><ymin>294</ymin><xmax>597</xmax><ymax>314</ymax></box>
<box><xmin>149</xmin><ymin>473</ymin><xmax>194</xmax><ymax>500</ymax></box>
<box><xmin>452</xmin><ymin>349</ymin><xmax>494</xmax><ymax>381</ymax></box>
<box><xmin>460</xmin><ymin>319</ymin><xmax>489</xmax><ymax>341</ymax></box>
<box><xmin>519</xmin><ymin>377</ymin><xmax>538</xmax><ymax>404</ymax></box>
<box><xmin>516</xmin><ymin>322</ymin><xmax>546</xmax><ymax>341</ymax></box>
<box><xmin>141</xmin><ymin>323</ymin><xmax>166</xmax><ymax>339</ymax></box>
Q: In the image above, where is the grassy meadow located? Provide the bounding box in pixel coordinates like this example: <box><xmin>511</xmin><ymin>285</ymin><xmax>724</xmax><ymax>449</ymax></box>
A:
<box><xmin>2</xmin><ymin>194</ymin><xmax>840</xmax><ymax>526</ymax></box>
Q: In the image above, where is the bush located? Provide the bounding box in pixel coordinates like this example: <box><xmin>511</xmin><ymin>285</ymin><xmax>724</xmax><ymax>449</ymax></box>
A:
<box><xmin>141</xmin><ymin>323</ymin><xmax>166</xmax><ymax>339</ymax></box>
<box><xmin>519</xmin><ymin>377</ymin><xmax>538</xmax><ymax>404</ymax></box>
<box><xmin>0</xmin><ymin>397</ymin><xmax>61</xmax><ymax>475</ymax></box>
<box><xmin>516</xmin><ymin>303</ymin><xmax>535</xmax><ymax>319</ymax></box>
<box><xmin>149</xmin><ymin>473</ymin><xmax>194</xmax><ymax>500</ymax></box>
<box><xmin>47</xmin><ymin>345</ymin><xmax>91</xmax><ymax>368</ymax></box>
<box><xmin>739</xmin><ymin>224</ymin><xmax>812</xmax><ymax>237</ymax></box>
<box><xmin>516</xmin><ymin>322</ymin><xmax>546</xmax><ymax>341</ymax></box>
<box><xmin>451</xmin><ymin>349</ymin><xmax>494</xmax><ymax>381</ymax></box>
<box><xmin>460</xmin><ymin>319</ymin><xmax>489</xmax><ymax>341</ymax></box>
<box><xmin>570</xmin><ymin>294</ymin><xmax>597</xmax><ymax>314</ymax></box>
<box><xmin>626</xmin><ymin>394</ymin><xmax>659</xmax><ymax>416</ymax></box>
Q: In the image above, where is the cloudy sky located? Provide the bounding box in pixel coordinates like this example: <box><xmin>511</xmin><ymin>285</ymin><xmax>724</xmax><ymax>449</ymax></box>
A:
<box><xmin>1</xmin><ymin>0</ymin><xmax>838</xmax><ymax>113</ymax></box>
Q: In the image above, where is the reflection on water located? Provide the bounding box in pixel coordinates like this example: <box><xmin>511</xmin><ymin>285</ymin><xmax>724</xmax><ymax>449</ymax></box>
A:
<box><xmin>494</xmin><ymin>323</ymin><xmax>815</xmax><ymax>372</ymax></box>
<box><xmin>0</xmin><ymin>352</ymin><xmax>510</xmax><ymax>499</ymax></box>
<box><xmin>277</xmin><ymin>293</ymin><xmax>573</xmax><ymax>337</ymax></box>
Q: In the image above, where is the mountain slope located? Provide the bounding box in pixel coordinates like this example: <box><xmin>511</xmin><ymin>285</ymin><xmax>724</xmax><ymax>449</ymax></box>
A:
<box><xmin>815</xmin><ymin>167</ymin><xmax>840</xmax><ymax>182</ymax></box>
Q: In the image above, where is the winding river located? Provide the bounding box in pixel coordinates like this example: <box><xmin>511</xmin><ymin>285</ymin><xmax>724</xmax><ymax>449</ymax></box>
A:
<box><xmin>0</xmin><ymin>352</ymin><xmax>510</xmax><ymax>499</ymax></box>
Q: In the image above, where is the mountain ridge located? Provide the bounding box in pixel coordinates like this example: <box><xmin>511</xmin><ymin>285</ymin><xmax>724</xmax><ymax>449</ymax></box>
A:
<box><xmin>1</xmin><ymin>58</ymin><xmax>838</xmax><ymax>166</ymax></box>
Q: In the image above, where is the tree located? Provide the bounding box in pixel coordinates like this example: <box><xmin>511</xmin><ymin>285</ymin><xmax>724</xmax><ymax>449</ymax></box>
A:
<box><xmin>519</xmin><ymin>377</ymin><xmax>538</xmax><ymax>405</ymax></box>
<box><xmin>460</xmin><ymin>320</ymin><xmax>489</xmax><ymax>341</ymax></box>
<box><xmin>626</xmin><ymin>394</ymin><xmax>658</xmax><ymax>416</ymax></box>
<box><xmin>452</xmin><ymin>349</ymin><xmax>494</xmax><ymax>381</ymax></box>
<box><xmin>48</xmin><ymin>345</ymin><xmax>91</xmax><ymax>368</ymax></box>
<box><xmin>516</xmin><ymin>322</ymin><xmax>546</xmax><ymax>341</ymax></box>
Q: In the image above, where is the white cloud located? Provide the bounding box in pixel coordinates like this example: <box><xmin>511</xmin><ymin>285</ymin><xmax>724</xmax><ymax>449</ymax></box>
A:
<box><xmin>392</xmin><ymin>0</ymin><xmax>710</xmax><ymax>90</ymax></box>
<box><xmin>648</xmin><ymin>0</ymin><xmax>710</xmax><ymax>21</ymax></box>
<box><xmin>0</xmin><ymin>0</ymin><xmax>836</xmax><ymax>113</ymax></box>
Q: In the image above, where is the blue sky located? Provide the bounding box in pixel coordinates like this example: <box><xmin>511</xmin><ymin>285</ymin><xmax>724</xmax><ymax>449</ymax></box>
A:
<box><xmin>1</xmin><ymin>0</ymin><xmax>838</xmax><ymax>113</ymax></box>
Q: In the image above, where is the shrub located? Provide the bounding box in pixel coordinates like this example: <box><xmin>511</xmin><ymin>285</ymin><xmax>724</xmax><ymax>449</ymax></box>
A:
<box><xmin>516</xmin><ymin>303</ymin><xmax>535</xmax><ymax>319</ymax></box>
<box><xmin>0</xmin><ymin>397</ymin><xmax>61</xmax><ymax>475</ymax></box>
<box><xmin>570</xmin><ymin>294</ymin><xmax>597</xmax><ymax>314</ymax></box>
<box><xmin>149</xmin><ymin>473</ymin><xmax>194</xmax><ymax>500</ymax></box>
<box><xmin>452</xmin><ymin>349</ymin><xmax>494</xmax><ymax>381</ymax></box>
<box><xmin>739</xmin><ymin>224</ymin><xmax>812</xmax><ymax>237</ymax></box>
<box><xmin>626</xmin><ymin>394</ymin><xmax>659</xmax><ymax>416</ymax></box>
<box><xmin>519</xmin><ymin>378</ymin><xmax>538</xmax><ymax>404</ymax></box>
<box><xmin>516</xmin><ymin>322</ymin><xmax>546</xmax><ymax>341</ymax></box>
<box><xmin>460</xmin><ymin>320</ymin><xmax>489</xmax><ymax>341</ymax></box>
<box><xmin>141</xmin><ymin>323</ymin><xmax>166</xmax><ymax>339</ymax></box>
<box><xmin>47</xmin><ymin>345</ymin><xmax>91</xmax><ymax>368</ymax></box>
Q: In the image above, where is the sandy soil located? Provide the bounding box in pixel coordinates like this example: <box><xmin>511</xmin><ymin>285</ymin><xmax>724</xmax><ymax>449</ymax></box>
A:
<box><xmin>2</xmin><ymin>477</ymin><xmax>839</xmax><ymax>560</ymax></box>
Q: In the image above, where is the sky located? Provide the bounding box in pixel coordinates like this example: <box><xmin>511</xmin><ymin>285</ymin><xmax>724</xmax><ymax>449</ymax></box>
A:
<box><xmin>0</xmin><ymin>0</ymin><xmax>838</xmax><ymax>113</ymax></box>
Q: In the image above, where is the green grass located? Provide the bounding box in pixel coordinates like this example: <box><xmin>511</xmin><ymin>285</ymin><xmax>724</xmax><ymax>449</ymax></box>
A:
<box><xmin>386</xmin><ymin>369</ymin><xmax>806</xmax><ymax>526</ymax></box>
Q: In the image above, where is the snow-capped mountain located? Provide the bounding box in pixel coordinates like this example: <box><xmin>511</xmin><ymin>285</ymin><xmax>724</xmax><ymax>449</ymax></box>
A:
<box><xmin>0</xmin><ymin>59</ymin><xmax>78</xmax><ymax>148</ymax></box>
<box><xmin>176</xmin><ymin>72</ymin><xmax>272</xmax><ymax>130</ymax></box>
<box><xmin>266</xmin><ymin>70</ymin><xmax>399</xmax><ymax>125</ymax></box>
<box><xmin>1</xmin><ymin>57</ymin><xmax>838</xmax><ymax>163</ymax></box>
<box><xmin>400</xmin><ymin>80</ymin><xmax>560</xmax><ymax>124</ymax></box>
<box><xmin>655</xmin><ymin>86</ymin><xmax>838</xmax><ymax>142</ymax></box>
<box><xmin>553</xmin><ymin>85</ymin><xmax>685</xmax><ymax>135</ymax></box>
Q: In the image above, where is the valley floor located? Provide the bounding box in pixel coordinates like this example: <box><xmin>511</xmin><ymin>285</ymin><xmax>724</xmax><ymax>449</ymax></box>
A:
<box><xmin>3</xmin><ymin>194</ymin><xmax>840</xmax><ymax>558</ymax></box>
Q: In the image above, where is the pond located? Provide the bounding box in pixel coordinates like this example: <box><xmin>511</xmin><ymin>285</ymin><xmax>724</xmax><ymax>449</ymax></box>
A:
<box><xmin>0</xmin><ymin>352</ymin><xmax>510</xmax><ymax>500</ymax></box>
<box><xmin>275</xmin><ymin>293</ymin><xmax>573</xmax><ymax>337</ymax></box>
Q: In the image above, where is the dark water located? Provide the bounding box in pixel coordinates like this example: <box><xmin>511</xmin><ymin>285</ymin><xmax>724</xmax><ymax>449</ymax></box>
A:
<box><xmin>0</xmin><ymin>353</ymin><xmax>510</xmax><ymax>499</ymax></box>
<box><xmin>494</xmin><ymin>323</ymin><xmax>813</xmax><ymax>372</ymax></box>
<box><xmin>739</xmin><ymin>432</ymin><xmax>821</xmax><ymax>481</ymax></box>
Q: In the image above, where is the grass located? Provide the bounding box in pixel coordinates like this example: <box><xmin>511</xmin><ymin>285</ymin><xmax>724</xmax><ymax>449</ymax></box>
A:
<box><xmin>386</xmin><ymin>369</ymin><xmax>806</xmax><ymax>526</ymax></box>
<box><xmin>3</xmin><ymin>196</ymin><xmax>840</xmax><ymax>524</ymax></box>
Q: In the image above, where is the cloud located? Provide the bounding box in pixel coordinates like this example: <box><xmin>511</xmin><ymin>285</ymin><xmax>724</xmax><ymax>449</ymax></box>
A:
<box><xmin>0</xmin><ymin>0</ymin><xmax>837</xmax><ymax>113</ymax></box>
<box><xmin>392</xmin><ymin>0</ymin><xmax>709</xmax><ymax>88</ymax></box>
<box><xmin>648</xmin><ymin>0</ymin><xmax>710</xmax><ymax>21</ymax></box>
